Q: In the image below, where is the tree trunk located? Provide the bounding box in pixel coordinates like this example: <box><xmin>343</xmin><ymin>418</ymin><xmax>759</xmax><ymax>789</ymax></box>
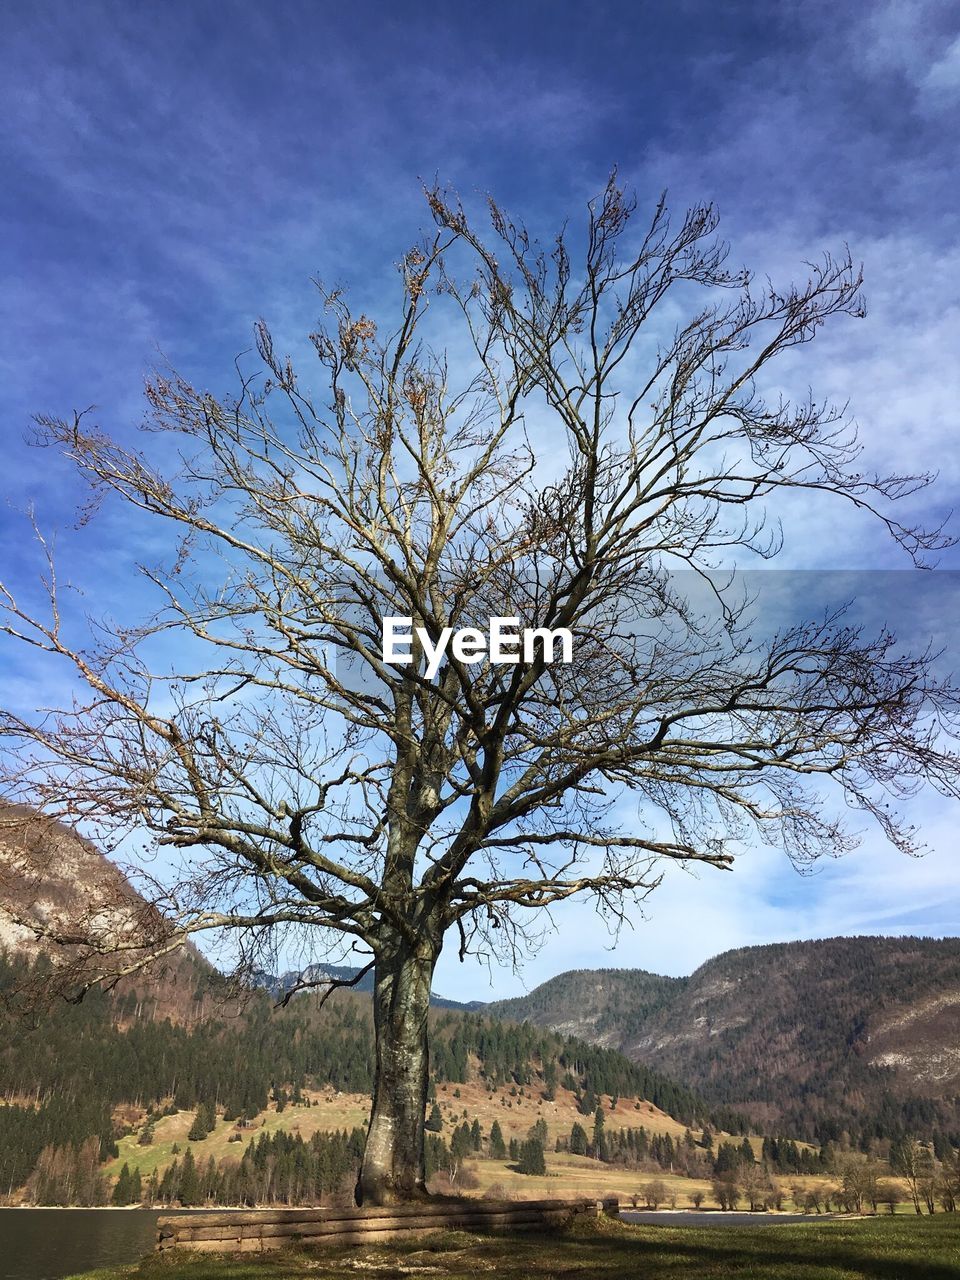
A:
<box><xmin>355</xmin><ymin>929</ymin><xmax>439</xmax><ymax>1206</ymax></box>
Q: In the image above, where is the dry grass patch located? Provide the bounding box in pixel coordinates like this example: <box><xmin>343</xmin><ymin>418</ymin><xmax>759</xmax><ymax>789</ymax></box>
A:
<box><xmin>105</xmin><ymin>1083</ymin><xmax>713</xmax><ymax>1184</ymax></box>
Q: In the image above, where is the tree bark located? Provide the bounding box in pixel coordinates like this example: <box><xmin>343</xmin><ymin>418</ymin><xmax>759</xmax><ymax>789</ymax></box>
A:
<box><xmin>355</xmin><ymin>927</ymin><xmax>439</xmax><ymax>1206</ymax></box>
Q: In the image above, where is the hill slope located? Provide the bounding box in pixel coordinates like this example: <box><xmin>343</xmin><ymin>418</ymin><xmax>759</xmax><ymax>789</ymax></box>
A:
<box><xmin>0</xmin><ymin>802</ymin><xmax>225</xmax><ymax>1021</ymax></box>
<box><xmin>491</xmin><ymin>969</ymin><xmax>684</xmax><ymax>1047</ymax></box>
<box><xmin>489</xmin><ymin>937</ymin><xmax>960</xmax><ymax>1144</ymax></box>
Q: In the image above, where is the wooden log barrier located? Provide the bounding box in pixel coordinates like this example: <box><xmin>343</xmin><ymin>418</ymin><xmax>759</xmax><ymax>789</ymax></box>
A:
<box><xmin>157</xmin><ymin>1196</ymin><xmax>619</xmax><ymax>1253</ymax></box>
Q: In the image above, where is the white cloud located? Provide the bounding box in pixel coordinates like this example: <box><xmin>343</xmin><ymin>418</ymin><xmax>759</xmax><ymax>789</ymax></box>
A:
<box><xmin>437</xmin><ymin>816</ymin><xmax>960</xmax><ymax>1001</ymax></box>
<box><xmin>920</xmin><ymin>33</ymin><xmax>960</xmax><ymax>100</ymax></box>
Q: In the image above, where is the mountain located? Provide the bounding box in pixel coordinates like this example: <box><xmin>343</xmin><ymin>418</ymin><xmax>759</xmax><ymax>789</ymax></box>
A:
<box><xmin>0</xmin><ymin>801</ymin><xmax>129</xmax><ymax>959</ymax></box>
<box><xmin>487</xmin><ymin>937</ymin><xmax>960</xmax><ymax>1144</ymax></box>
<box><xmin>0</xmin><ymin>802</ymin><xmax>217</xmax><ymax>1021</ymax></box>
<box><xmin>490</xmin><ymin>969</ymin><xmax>684</xmax><ymax>1047</ymax></box>
<box><xmin>253</xmin><ymin>962</ymin><xmax>473</xmax><ymax>1011</ymax></box>
<box><xmin>0</xmin><ymin>805</ymin><xmax>720</xmax><ymax>1130</ymax></box>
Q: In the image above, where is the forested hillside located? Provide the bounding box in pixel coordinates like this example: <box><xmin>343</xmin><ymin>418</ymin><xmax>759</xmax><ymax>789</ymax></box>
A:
<box><xmin>490</xmin><ymin>938</ymin><xmax>960</xmax><ymax>1148</ymax></box>
<box><xmin>0</xmin><ymin>950</ymin><xmax>727</xmax><ymax>1199</ymax></box>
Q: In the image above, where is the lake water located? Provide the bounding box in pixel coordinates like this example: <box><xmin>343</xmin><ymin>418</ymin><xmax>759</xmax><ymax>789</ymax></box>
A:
<box><xmin>0</xmin><ymin>1209</ymin><xmax>170</xmax><ymax>1280</ymax></box>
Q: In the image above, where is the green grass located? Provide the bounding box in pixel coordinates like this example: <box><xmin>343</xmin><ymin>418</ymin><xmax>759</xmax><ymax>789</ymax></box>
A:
<box><xmin>64</xmin><ymin>1213</ymin><xmax>960</xmax><ymax>1280</ymax></box>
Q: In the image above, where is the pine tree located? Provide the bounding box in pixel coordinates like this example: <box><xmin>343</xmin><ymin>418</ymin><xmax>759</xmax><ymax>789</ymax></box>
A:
<box><xmin>451</xmin><ymin>1123</ymin><xmax>472</xmax><ymax>1160</ymax></box>
<box><xmin>529</xmin><ymin>1117</ymin><xmax>548</xmax><ymax>1148</ymax></box>
<box><xmin>518</xmin><ymin>1138</ymin><xmax>546</xmax><ymax>1176</ymax></box>
<box><xmin>638</xmin><ymin>1127</ymin><xmax>650</xmax><ymax>1161</ymax></box>
<box><xmin>187</xmin><ymin>1101</ymin><xmax>216</xmax><ymax>1142</ymax></box>
<box><xmin>542</xmin><ymin>1058</ymin><xmax>558</xmax><ymax>1101</ymax></box>
<box><xmin>111</xmin><ymin>1163</ymin><xmax>132</xmax><ymax>1205</ymax></box>
<box><xmin>592</xmin><ymin>1104</ymin><xmax>607</xmax><ymax>1161</ymax></box>
<box><xmin>187</xmin><ymin>1111</ymin><xmax>207</xmax><ymax>1141</ymax></box>
<box><xmin>203</xmin><ymin>1155</ymin><xmax>218</xmax><ymax>1201</ymax></box>
<box><xmin>424</xmin><ymin>1134</ymin><xmax>450</xmax><ymax>1178</ymax></box>
<box><xmin>178</xmin><ymin>1149</ymin><xmax>200</xmax><ymax>1206</ymax></box>
<box><xmin>489</xmin><ymin>1120</ymin><xmax>506</xmax><ymax>1160</ymax></box>
<box><xmin>158</xmin><ymin>1159</ymin><xmax>178</xmax><ymax>1204</ymax></box>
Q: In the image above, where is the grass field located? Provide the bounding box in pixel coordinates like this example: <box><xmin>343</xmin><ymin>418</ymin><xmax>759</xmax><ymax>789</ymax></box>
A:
<box><xmin>65</xmin><ymin>1213</ymin><xmax>960</xmax><ymax>1280</ymax></box>
<box><xmin>465</xmin><ymin>1147</ymin><xmax>715</xmax><ymax>1204</ymax></box>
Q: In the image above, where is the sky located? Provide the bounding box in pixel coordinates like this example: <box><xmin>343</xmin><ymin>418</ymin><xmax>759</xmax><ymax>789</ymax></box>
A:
<box><xmin>1</xmin><ymin>0</ymin><xmax>960</xmax><ymax>1000</ymax></box>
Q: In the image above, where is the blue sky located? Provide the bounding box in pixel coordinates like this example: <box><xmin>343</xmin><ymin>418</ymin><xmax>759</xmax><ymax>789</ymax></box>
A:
<box><xmin>2</xmin><ymin>0</ymin><xmax>960</xmax><ymax>998</ymax></box>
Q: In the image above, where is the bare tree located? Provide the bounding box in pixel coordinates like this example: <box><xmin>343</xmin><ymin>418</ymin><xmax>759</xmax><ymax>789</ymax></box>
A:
<box><xmin>891</xmin><ymin>1139</ymin><xmax>937</xmax><ymax>1214</ymax></box>
<box><xmin>942</xmin><ymin>1148</ymin><xmax>960</xmax><ymax>1212</ymax></box>
<box><xmin>741</xmin><ymin>1161</ymin><xmax>774</xmax><ymax>1211</ymax></box>
<box><xmin>643</xmin><ymin>1178</ymin><xmax>668</xmax><ymax>1209</ymax></box>
<box><xmin>712</xmin><ymin>1175</ymin><xmax>742</xmax><ymax>1211</ymax></box>
<box><xmin>876</xmin><ymin>1179</ymin><xmax>901</xmax><ymax>1214</ymax></box>
<box><xmin>2</xmin><ymin>178</ymin><xmax>959</xmax><ymax>1204</ymax></box>
<box><xmin>837</xmin><ymin>1153</ymin><xmax>881</xmax><ymax>1214</ymax></box>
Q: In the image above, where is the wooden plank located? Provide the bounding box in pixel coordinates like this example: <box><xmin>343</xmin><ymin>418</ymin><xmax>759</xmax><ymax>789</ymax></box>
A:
<box><xmin>163</xmin><ymin>1202</ymin><xmax>604</xmax><ymax>1239</ymax></box>
<box><xmin>157</xmin><ymin>1195</ymin><xmax>618</xmax><ymax>1253</ymax></box>
<box><xmin>164</xmin><ymin>1239</ymin><xmax>241</xmax><ymax>1254</ymax></box>
<box><xmin>156</xmin><ymin>1196</ymin><xmax>609</xmax><ymax>1233</ymax></box>
<box><xmin>165</xmin><ymin>1214</ymin><xmax>592</xmax><ymax>1245</ymax></box>
<box><xmin>169</xmin><ymin>1217</ymin><xmax>586</xmax><ymax>1253</ymax></box>
<box><xmin>158</xmin><ymin>1208</ymin><xmax>328</xmax><ymax>1229</ymax></box>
